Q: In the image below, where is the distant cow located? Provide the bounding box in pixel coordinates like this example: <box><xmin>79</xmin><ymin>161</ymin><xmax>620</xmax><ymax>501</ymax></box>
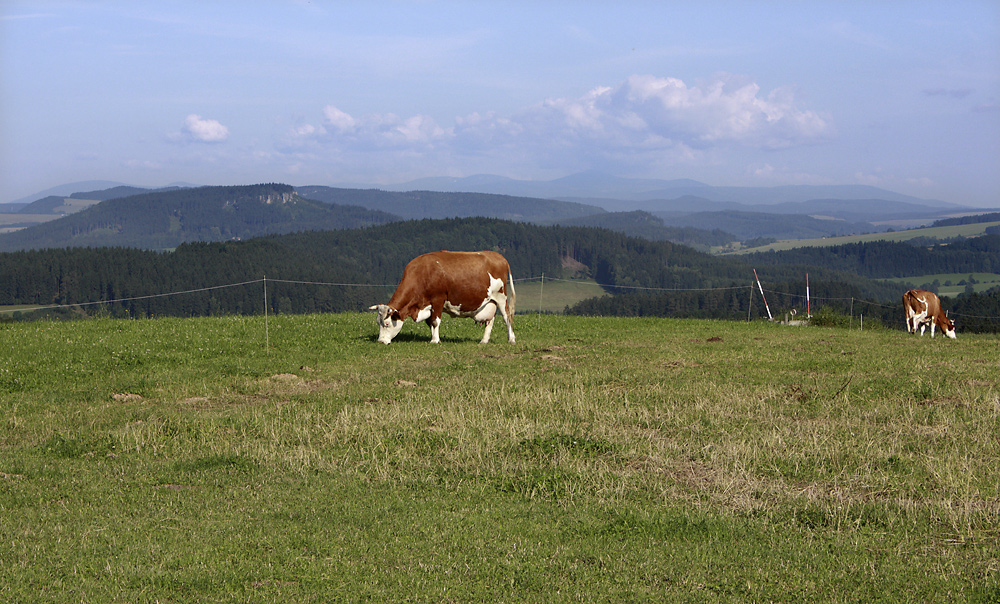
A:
<box><xmin>369</xmin><ymin>250</ymin><xmax>516</xmax><ymax>345</ymax></box>
<box><xmin>903</xmin><ymin>289</ymin><xmax>956</xmax><ymax>339</ymax></box>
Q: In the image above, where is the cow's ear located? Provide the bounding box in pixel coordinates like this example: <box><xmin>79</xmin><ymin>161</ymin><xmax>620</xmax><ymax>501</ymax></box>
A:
<box><xmin>368</xmin><ymin>305</ymin><xmax>379</xmax><ymax>311</ymax></box>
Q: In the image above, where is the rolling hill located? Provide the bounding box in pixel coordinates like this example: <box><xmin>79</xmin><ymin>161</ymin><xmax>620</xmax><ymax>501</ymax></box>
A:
<box><xmin>0</xmin><ymin>184</ymin><xmax>400</xmax><ymax>252</ymax></box>
<box><xmin>550</xmin><ymin>210</ymin><xmax>735</xmax><ymax>249</ymax></box>
<box><xmin>659</xmin><ymin>209</ymin><xmax>875</xmax><ymax>241</ymax></box>
<box><xmin>294</xmin><ymin>186</ymin><xmax>605</xmax><ymax>222</ymax></box>
<box><xmin>5</xmin><ymin>174</ymin><xmax>995</xmax><ymax>253</ymax></box>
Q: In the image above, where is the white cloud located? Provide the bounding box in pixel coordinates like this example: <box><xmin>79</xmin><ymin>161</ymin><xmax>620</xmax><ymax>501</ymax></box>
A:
<box><xmin>531</xmin><ymin>74</ymin><xmax>833</xmax><ymax>150</ymax></box>
<box><xmin>310</xmin><ymin>106</ymin><xmax>450</xmax><ymax>148</ymax></box>
<box><xmin>181</xmin><ymin>114</ymin><xmax>229</xmax><ymax>143</ymax></box>
<box><xmin>282</xmin><ymin>73</ymin><xmax>832</xmax><ymax>177</ymax></box>
<box><xmin>322</xmin><ymin>106</ymin><xmax>356</xmax><ymax>132</ymax></box>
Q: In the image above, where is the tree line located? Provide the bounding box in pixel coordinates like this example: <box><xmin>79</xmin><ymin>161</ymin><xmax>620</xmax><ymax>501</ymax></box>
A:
<box><xmin>745</xmin><ymin>236</ymin><xmax>1000</xmax><ymax>278</ymax></box>
<box><xmin>1</xmin><ymin>217</ymin><xmax>996</xmax><ymax>331</ymax></box>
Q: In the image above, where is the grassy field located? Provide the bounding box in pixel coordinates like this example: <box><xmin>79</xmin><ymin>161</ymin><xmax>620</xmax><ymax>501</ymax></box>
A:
<box><xmin>722</xmin><ymin>220</ymin><xmax>1000</xmax><ymax>254</ymax></box>
<box><xmin>0</xmin><ymin>214</ymin><xmax>59</xmax><ymax>234</ymax></box>
<box><xmin>514</xmin><ymin>277</ymin><xmax>608</xmax><ymax>313</ymax></box>
<box><xmin>1</xmin><ymin>313</ymin><xmax>998</xmax><ymax>602</ymax></box>
<box><xmin>0</xmin><ymin>198</ymin><xmax>100</xmax><ymax>232</ymax></box>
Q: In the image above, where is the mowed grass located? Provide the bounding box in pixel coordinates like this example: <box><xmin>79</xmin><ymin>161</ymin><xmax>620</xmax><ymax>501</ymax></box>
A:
<box><xmin>1</xmin><ymin>313</ymin><xmax>998</xmax><ymax>602</ymax></box>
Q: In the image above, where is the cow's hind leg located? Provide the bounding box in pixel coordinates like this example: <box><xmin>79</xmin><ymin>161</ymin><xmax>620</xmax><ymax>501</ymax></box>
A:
<box><xmin>496</xmin><ymin>300</ymin><xmax>515</xmax><ymax>344</ymax></box>
<box><xmin>480</xmin><ymin>316</ymin><xmax>495</xmax><ymax>344</ymax></box>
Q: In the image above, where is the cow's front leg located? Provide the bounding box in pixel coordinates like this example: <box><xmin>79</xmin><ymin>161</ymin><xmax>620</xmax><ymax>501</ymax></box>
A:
<box><xmin>428</xmin><ymin>316</ymin><xmax>442</xmax><ymax>343</ymax></box>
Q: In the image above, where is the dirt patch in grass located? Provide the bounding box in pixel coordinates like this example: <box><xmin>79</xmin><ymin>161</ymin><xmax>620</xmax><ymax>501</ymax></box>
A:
<box><xmin>111</xmin><ymin>393</ymin><xmax>144</xmax><ymax>402</ymax></box>
<box><xmin>265</xmin><ymin>373</ymin><xmax>342</xmax><ymax>396</ymax></box>
<box><xmin>663</xmin><ymin>359</ymin><xmax>702</xmax><ymax>369</ymax></box>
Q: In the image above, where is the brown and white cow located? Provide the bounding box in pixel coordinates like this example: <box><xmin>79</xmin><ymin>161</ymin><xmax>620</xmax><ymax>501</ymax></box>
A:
<box><xmin>903</xmin><ymin>289</ymin><xmax>956</xmax><ymax>339</ymax></box>
<box><xmin>369</xmin><ymin>250</ymin><xmax>516</xmax><ymax>345</ymax></box>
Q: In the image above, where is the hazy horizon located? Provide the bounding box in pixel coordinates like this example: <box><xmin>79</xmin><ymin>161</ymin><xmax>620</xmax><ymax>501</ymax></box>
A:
<box><xmin>3</xmin><ymin>1</ymin><xmax>998</xmax><ymax>206</ymax></box>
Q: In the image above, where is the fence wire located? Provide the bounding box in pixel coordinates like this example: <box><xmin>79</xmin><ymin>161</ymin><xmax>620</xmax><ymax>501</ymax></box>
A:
<box><xmin>2</xmin><ymin>274</ymin><xmax>998</xmax><ymax>322</ymax></box>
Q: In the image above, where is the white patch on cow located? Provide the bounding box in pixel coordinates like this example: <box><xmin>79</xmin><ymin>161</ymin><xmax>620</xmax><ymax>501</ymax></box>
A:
<box><xmin>369</xmin><ymin>304</ymin><xmax>404</xmax><ymax>345</ymax></box>
<box><xmin>429</xmin><ymin>316</ymin><xmax>442</xmax><ymax>343</ymax></box>
<box><xmin>912</xmin><ymin>295</ymin><xmax>931</xmax><ymax>336</ymax></box>
<box><xmin>474</xmin><ymin>303</ymin><xmax>497</xmax><ymax>323</ymax></box>
<box><xmin>414</xmin><ymin>305</ymin><xmax>433</xmax><ymax>324</ymax></box>
<box><xmin>487</xmin><ymin>273</ymin><xmax>504</xmax><ymax>298</ymax></box>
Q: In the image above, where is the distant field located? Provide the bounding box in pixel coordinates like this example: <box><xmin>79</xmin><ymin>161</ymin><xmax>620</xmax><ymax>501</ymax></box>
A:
<box><xmin>53</xmin><ymin>197</ymin><xmax>101</xmax><ymax>213</ymax></box>
<box><xmin>882</xmin><ymin>272</ymin><xmax>1000</xmax><ymax>297</ymax></box>
<box><xmin>514</xmin><ymin>277</ymin><xmax>606</xmax><ymax>313</ymax></box>
<box><xmin>723</xmin><ymin>220</ymin><xmax>1000</xmax><ymax>254</ymax></box>
<box><xmin>0</xmin><ymin>213</ymin><xmax>57</xmax><ymax>226</ymax></box>
<box><xmin>0</xmin><ymin>198</ymin><xmax>101</xmax><ymax>233</ymax></box>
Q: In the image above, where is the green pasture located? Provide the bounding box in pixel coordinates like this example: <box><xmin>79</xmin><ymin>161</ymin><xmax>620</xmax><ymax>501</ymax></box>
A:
<box><xmin>515</xmin><ymin>277</ymin><xmax>608</xmax><ymax>313</ymax></box>
<box><xmin>1</xmin><ymin>313</ymin><xmax>998</xmax><ymax>602</ymax></box>
<box><xmin>724</xmin><ymin>220</ymin><xmax>1000</xmax><ymax>254</ymax></box>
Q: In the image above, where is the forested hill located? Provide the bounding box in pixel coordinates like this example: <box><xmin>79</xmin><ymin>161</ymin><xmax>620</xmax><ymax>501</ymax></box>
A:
<box><xmin>0</xmin><ymin>217</ymin><xmax>903</xmax><ymax>322</ymax></box>
<box><xmin>295</xmin><ymin>186</ymin><xmax>605</xmax><ymax>222</ymax></box>
<box><xmin>657</xmin><ymin>210</ymin><xmax>875</xmax><ymax>241</ymax></box>
<box><xmin>0</xmin><ymin>184</ymin><xmax>399</xmax><ymax>252</ymax></box>
<box><xmin>548</xmin><ymin>210</ymin><xmax>735</xmax><ymax>250</ymax></box>
<box><xmin>68</xmin><ymin>185</ymin><xmax>184</xmax><ymax>201</ymax></box>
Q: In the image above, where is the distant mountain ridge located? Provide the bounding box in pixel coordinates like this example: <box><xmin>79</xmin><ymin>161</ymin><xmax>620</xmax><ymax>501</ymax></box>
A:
<box><xmin>69</xmin><ymin>185</ymin><xmax>185</xmax><ymax>201</ymax></box>
<box><xmin>0</xmin><ymin>184</ymin><xmax>399</xmax><ymax>252</ymax></box>
<box><xmin>294</xmin><ymin>186</ymin><xmax>604</xmax><ymax>221</ymax></box>
<box><xmin>3</xmin><ymin>173</ymin><xmax>996</xmax><ymax>252</ymax></box>
<box><xmin>380</xmin><ymin>171</ymin><xmax>958</xmax><ymax>208</ymax></box>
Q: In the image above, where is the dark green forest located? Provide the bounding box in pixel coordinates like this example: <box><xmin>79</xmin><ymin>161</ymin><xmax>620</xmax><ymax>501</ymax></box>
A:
<box><xmin>658</xmin><ymin>209</ymin><xmax>877</xmax><ymax>241</ymax></box>
<box><xmin>931</xmin><ymin>212</ymin><xmax>1000</xmax><ymax>227</ymax></box>
<box><xmin>0</xmin><ymin>218</ymin><xmax>897</xmax><ymax>318</ymax></box>
<box><xmin>546</xmin><ymin>210</ymin><xmax>735</xmax><ymax>250</ymax></box>
<box><xmin>2</xmin><ymin>216</ymin><xmax>998</xmax><ymax>332</ymax></box>
<box><xmin>745</xmin><ymin>236</ymin><xmax>1000</xmax><ymax>278</ymax></box>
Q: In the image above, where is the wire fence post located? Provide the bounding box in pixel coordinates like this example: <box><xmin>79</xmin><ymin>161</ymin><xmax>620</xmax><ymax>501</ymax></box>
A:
<box><xmin>753</xmin><ymin>269</ymin><xmax>772</xmax><ymax>320</ymax></box>
<box><xmin>747</xmin><ymin>283</ymin><xmax>753</xmax><ymax>322</ymax></box>
<box><xmin>263</xmin><ymin>275</ymin><xmax>269</xmax><ymax>354</ymax></box>
<box><xmin>806</xmin><ymin>272</ymin><xmax>811</xmax><ymax>318</ymax></box>
<box><xmin>538</xmin><ymin>273</ymin><xmax>544</xmax><ymax>329</ymax></box>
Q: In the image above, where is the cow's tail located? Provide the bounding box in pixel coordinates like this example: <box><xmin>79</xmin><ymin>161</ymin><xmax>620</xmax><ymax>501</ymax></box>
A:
<box><xmin>506</xmin><ymin>268</ymin><xmax>516</xmax><ymax>317</ymax></box>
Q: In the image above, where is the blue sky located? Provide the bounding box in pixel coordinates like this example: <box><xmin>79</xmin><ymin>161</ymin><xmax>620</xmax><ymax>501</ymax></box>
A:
<box><xmin>2</xmin><ymin>1</ymin><xmax>998</xmax><ymax>206</ymax></box>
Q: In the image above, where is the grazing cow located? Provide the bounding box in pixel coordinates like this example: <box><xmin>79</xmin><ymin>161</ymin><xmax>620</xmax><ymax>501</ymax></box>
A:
<box><xmin>903</xmin><ymin>289</ymin><xmax>956</xmax><ymax>339</ymax></box>
<box><xmin>369</xmin><ymin>250</ymin><xmax>516</xmax><ymax>345</ymax></box>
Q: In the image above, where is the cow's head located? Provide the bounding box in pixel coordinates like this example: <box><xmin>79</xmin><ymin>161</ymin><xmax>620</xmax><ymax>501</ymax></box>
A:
<box><xmin>941</xmin><ymin>316</ymin><xmax>957</xmax><ymax>339</ymax></box>
<box><xmin>369</xmin><ymin>304</ymin><xmax>404</xmax><ymax>344</ymax></box>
